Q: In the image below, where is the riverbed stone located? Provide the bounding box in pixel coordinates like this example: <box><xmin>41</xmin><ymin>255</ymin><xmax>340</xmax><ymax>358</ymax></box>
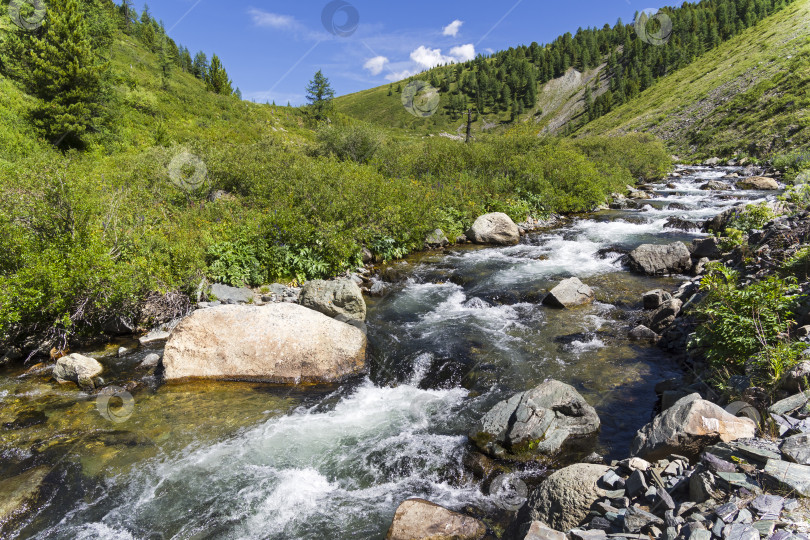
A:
<box><xmin>781</xmin><ymin>361</ymin><xmax>810</xmax><ymax>393</ymax></box>
<box><xmin>529</xmin><ymin>463</ymin><xmax>611</xmax><ymax>532</ymax></box>
<box><xmin>543</xmin><ymin>277</ymin><xmax>595</xmax><ymax>308</ymax></box>
<box><xmin>648</xmin><ymin>299</ymin><xmax>683</xmax><ymax>334</ymax></box>
<box><xmin>162</xmin><ymin>304</ymin><xmax>367</xmax><ymax>383</ymax></box>
<box><xmin>782</xmin><ymin>434</ymin><xmax>810</xmax><ymax>465</ymax></box>
<box><xmin>630</xmin><ymin>393</ymin><xmax>757</xmax><ymax>461</ymax></box>
<box><xmin>425</xmin><ymin>229</ymin><xmax>450</xmax><ymax>248</ymax></box>
<box><xmin>737</xmin><ymin>177</ymin><xmax>779</xmax><ymax>190</ymax></box>
<box><xmin>643</xmin><ymin>289</ymin><xmax>672</xmax><ymax>310</ymax></box>
<box><xmin>385</xmin><ymin>499</ymin><xmax>486</xmax><ymax>540</ymax></box>
<box><xmin>53</xmin><ymin>353</ymin><xmax>103</xmax><ymax>388</ymax></box>
<box><xmin>0</xmin><ymin>467</ymin><xmax>49</xmax><ymax>530</ymax></box>
<box><xmin>691</xmin><ymin>237</ymin><xmax>723</xmax><ymax>260</ymax></box>
<box><xmin>628</xmin><ymin>243</ymin><xmax>692</xmax><ymax>276</ymax></box>
<box><xmin>629</xmin><ymin>325</ymin><xmax>659</xmax><ymax>341</ymax></box>
<box><xmin>139</xmin><ymin>329</ymin><xmax>171</xmax><ymax>347</ymax></box>
<box><xmin>299</xmin><ymin>278</ymin><xmax>367</xmax><ymax>322</ymax></box>
<box><xmin>763</xmin><ymin>459</ymin><xmax>810</xmax><ymax>496</ymax></box>
<box><xmin>701</xmin><ymin>180</ymin><xmax>729</xmax><ymax>191</ymax></box>
<box><xmin>467</xmin><ymin>213</ymin><xmax>520</xmax><ymax>245</ymax></box>
<box><xmin>525</xmin><ymin>521</ymin><xmax>567</xmax><ymax>540</ymax></box>
<box><xmin>470</xmin><ymin>380</ymin><xmax>601</xmax><ymax>461</ymax></box>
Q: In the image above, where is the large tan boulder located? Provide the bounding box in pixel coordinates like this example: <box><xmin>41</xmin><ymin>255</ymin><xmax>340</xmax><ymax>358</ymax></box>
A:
<box><xmin>53</xmin><ymin>353</ymin><xmax>103</xmax><ymax>389</ymax></box>
<box><xmin>163</xmin><ymin>304</ymin><xmax>366</xmax><ymax>383</ymax></box>
<box><xmin>737</xmin><ymin>177</ymin><xmax>779</xmax><ymax>190</ymax></box>
<box><xmin>543</xmin><ymin>278</ymin><xmax>594</xmax><ymax>308</ymax></box>
<box><xmin>467</xmin><ymin>213</ymin><xmax>520</xmax><ymax>245</ymax></box>
<box><xmin>528</xmin><ymin>463</ymin><xmax>611</xmax><ymax>532</ymax></box>
<box><xmin>630</xmin><ymin>393</ymin><xmax>756</xmax><ymax>461</ymax></box>
<box><xmin>385</xmin><ymin>499</ymin><xmax>486</xmax><ymax>540</ymax></box>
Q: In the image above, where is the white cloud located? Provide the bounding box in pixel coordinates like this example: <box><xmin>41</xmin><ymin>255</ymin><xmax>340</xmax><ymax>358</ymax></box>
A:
<box><xmin>363</xmin><ymin>56</ymin><xmax>388</xmax><ymax>76</ymax></box>
<box><xmin>449</xmin><ymin>44</ymin><xmax>475</xmax><ymax>62</ymax></box>
<box><xmin>443</xmin><ymin>20</ymin><xmax>463</xmax><ymax>37</ymax></box>
<box><xmin>248</xmin><ymin>9</ymin><xmax>295</xmax><ymax>29</ymax></box>
<box><xmin>385</xmin><ymin>69</ymin><xmax>417</xmax><ymax>82</ymax></box>
<box><xmin>409</xmin><ymin>44</ymin><xmax>476</xmax><ymax>69</ymax></box>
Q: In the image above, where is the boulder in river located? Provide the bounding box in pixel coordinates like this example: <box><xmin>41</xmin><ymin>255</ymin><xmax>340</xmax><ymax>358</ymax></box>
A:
<box><xmin>53</xmin><ymin>353</ymin><xmax>103</xmax><ymax>389</ymax></box>
<box><xmin>643</xmin><ymin>289</ymin><xmax>672</xmax><ymax>310</ymax></box>
<box><xmin>162</xmin><ymin>304</ymin><xmax>367</xmax><ymax>383</ymax></box>
<box><xmin>691</xmin><ymin>237</ymin><xmax>723</xmax><ymax>259</ymax></box>
<box><xmin>385</xmin><ymin>499</ymin><xmax>486</xmax><ymax>540</ymax></box>
<box><xmin>425</xmin><ymin>229</ymin><xmax>450</xmax><ymax>248</ymax></box>
<box><xmin>737</xmin><ymin>177</ymin><xmax>779</xmax><ymax>190</ymax></box>
<box><xmin>470</xmin><ymin>380</ymin><xmax>600</xmax><ymax>461</ymax></box>
<box><xmin>627</xmin><ymin>242</ymin><xmax>691</xmax><ymax>276</ymax></box>
<box><xmin>647</xmin><ymin>298</ymin><xmax>683</xmax><ymax>334</ymax></box>
<box><xmin>704</xmin><ymin>207</ymin><xmax>742</xmax><ymax>234</ymax></box>
<box><xmin>299</xmin><ymin>278</ymin><xmax>367</xmax><ymax>322</ymax></box>
<box><xmin>630</xmin><ymin>393</ymin><xmax>757</xmax><ymax>461</ymax></box>
<box><xmin>210</xmin><ymin>283</ymin><xmax>255</xmax><ymax>304</ymax></box>
<box><xmin>0</xmin><ymin>466</ymin><xmax>49</xmax><ymax>532</ymax></box>
<box><xmin>467</xmin><ymin>213</ymin><xmax>520</xmax><ymax>245</ymax></box>
<box><xmin>543</xmin><ymin>277</ymin><xmax>594</xmax><ymax>308</ymax></box>
<box><xmin>528</xmin><ymin>463</ymin><xmax>611</xmax><ymax>532</ymax></box>
<box><xmin>700</xmin><ymin>180</ymin><xmax>729</xmax><ymax>191</ymax></box>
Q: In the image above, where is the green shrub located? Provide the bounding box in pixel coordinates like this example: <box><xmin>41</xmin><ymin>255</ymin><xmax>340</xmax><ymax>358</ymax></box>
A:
<box><xmin>726</xmin><ymin>203</ymin><xmax>776</xmax><ymax>232</ymax></box>
<box><xmin>773</xmin><ymin>149</ymin><xmax>810</xmax><ymax>182</ymax></box>
<box><xmin>690</xmin><ymin>264</ymin><xmax>799</xmax><ymax>374</ymax></box>
<box><xmin>315</xmin><ymin>122</ymin><xmax>384</xmax><ymax>164</ymax></box>
<box><xmin>207</xmin><ymin>234</ymin><xmax>266</xmax><ymax>287</ymax></box>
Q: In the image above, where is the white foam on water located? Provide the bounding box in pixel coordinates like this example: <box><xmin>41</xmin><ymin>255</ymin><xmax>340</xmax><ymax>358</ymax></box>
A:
<box><xmin>567</xmin><ymin>337</ymin><xmax>606</xmax><ymax>354</ymax></box>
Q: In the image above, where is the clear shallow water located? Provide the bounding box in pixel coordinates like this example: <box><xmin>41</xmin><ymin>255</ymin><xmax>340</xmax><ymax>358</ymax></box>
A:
<box><xmin>0</xmin><ymin>167</ymin><xmax>776</xmax><ymax>539</ymax></box>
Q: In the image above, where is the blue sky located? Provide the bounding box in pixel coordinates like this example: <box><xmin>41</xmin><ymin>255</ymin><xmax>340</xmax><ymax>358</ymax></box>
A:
<box><xmin>139</xmin><ymin>1</ymin><xmax>667</xmax><ymax>105</ymax></box>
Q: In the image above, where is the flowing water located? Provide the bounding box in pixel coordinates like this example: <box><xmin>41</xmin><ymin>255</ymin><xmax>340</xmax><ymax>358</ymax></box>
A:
<box><xmin>0</xmin><ymin>167</ymin><xmax>776</xmax><ymax>539</ymax></box>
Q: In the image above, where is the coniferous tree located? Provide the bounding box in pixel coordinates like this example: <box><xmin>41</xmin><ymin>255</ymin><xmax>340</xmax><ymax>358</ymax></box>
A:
<box><xmin>305</xmin><ymin>70</ymin><xmax>335</xmax><ymax>120</ymax></box>
<box><xmin>192</xmin><ymin>51</ymin><xmax>208</xmax><ymax>79</ymax></box>
<box><xmin>22</xmin><ymin>0</ymin><xmax>109</xmax><ymax>147</ymax></box>
<box><xmin>206</xmin><ymin>54</ymin><xmax>233</xmax><ymax>95</ymax></box>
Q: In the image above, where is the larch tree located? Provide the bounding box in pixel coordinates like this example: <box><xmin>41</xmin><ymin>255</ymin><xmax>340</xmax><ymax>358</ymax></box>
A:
<box><xmin>206</xmin><ymin>54</ymin><xmax>233</xmax><ymax>95</ymax></box>
<box><xmin>305</xmin><ymin>70</ymin><xmax>335</xmax><ymax>120</ymax></box>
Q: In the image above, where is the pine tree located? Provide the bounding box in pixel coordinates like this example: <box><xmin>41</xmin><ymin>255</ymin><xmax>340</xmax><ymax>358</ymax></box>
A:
<box><xmin>158</xmin><ymin>35</ymin><xmax>172</xmax><ymax>88</ymax></box>
<box><xmin>192</xmin><ymin>52</ymin><xmax>208</xmax><ymax>79</ymax></box>
<box><xmin>23</xmin><ymin>0</ymin><xmax>109</xmax><ymax>147</ymax></box>
<box><xmin>305</xmin><ymin>70</ymin><xmax>335</xmax><ymax>120</ymax></box>
<box><xmin>120</xmin><ymin>0</ymin><xmax>134</xmax><ymax>34</ymax></box>
<box><xmin>206</xmin><ymin>54</ymin><xmax>232</xmax><ymax>95</ymax></box>
<box><xmin>234</xmin><ymin>87</ymin><xmax>242</xmax><ymax>100</ymax></box>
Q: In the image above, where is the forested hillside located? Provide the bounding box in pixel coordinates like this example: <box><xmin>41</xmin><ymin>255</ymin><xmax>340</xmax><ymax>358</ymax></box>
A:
<box><xmin>336</xmin><ymin>0</ymin><xmax>797</xmax><ymax>140</ymax></box>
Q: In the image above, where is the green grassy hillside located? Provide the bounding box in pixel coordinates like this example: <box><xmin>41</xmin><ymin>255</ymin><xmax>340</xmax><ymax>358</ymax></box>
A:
<box><xmin>579</xmin><ymin>0</ymin><xmax>810</xmax><ymax>159</ymax></box>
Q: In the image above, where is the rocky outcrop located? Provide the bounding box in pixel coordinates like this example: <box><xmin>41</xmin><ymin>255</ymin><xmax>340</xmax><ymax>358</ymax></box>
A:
<box><xmin>385</xmin><ymin>499</ymin><xmax>486</xmax><ymax>540</ymax></box>
<box><xmin>543</xmin><ymin>278</ymin><xmax>594</xmax><ymax>308</ymax></box>
<box><xmin>528</xmin><ymin>463</ymin><xmax>611</xmax><ymax>532</ymax></box>
<box><xmin>647</xmin><ymin>299</ymin><xmax>683</xmax><ymax>334</ymax></box>
<box><xmin>299</xmin><ymin>278</ymin><xmax>367</xmax><ymax>322</ymax></box>
<box><xmin>425</xmin><ymin>229</ymin><xmax>450</xmax><ymax>248</ymax></box>
<box><xmin>53</xmin><ymin>354</ymin><xmax>103</xmax><ymax>389</ymax></box>
<box><xmin>467</xmin><ymin>213</ymin><xmax>520</xmax><ymax>245</ymax></box>
<box><xmin>162</xmin><ymin>304</ymin><xmax>366</xmax><ymax>383</ymax></box>
<box><xmin>737</xmin><ymin>177</ymin><xmax>779</xmax><ymax>190</ymax></box>
<box><xmin>627</xmin><ymin>242</ymin><xmax>692</xmax><ymax>275</ymax></box>
<box><xmin>691</xmin><ymin>237</ymin><xmax>722</xmax><ymax>259</ymax></box>
<box><xmin>471</xmin><ymin>380</ymin><xmax>600</xmax><ymax>461</ymax></box>
<box><xmin>630</xmin><ymin>393</ymin><xmax>757</xmax><ymax>461</ymax></box>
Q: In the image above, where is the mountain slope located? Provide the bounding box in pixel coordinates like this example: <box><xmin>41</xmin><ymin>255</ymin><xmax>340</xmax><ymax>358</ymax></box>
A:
<box><xmin>579</xmin><ymin>0</ymin><xmax>810</xmax><ymax>158</ymax></box>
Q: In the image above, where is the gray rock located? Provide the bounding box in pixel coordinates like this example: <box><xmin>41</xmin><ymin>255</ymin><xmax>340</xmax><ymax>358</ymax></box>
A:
<box><xmin>643</xmin><ymin>290</ymin><xmax>673</xmax><ymax>310</ymax></box>
<box><xmin>689</xmin><ymin>530</ymin><xmax>712</xmax><ymax>540</ymax></box>
<box><xmin>751</xmin><ymin>520</ymin><xmax>775</xmax><ymax>537</ymax></box>
<box><xmin>749</xmin><ymin>495</ymin><xmax>783</xmax><ymax>520</ymax></box>
<box><xmin>782</xmin><ymin>361</ymin><xmax>810</xmax><ymax>393</ymax></box>
<box><xmin>299</xmin><ymin>278</ymin><xmax>367</xmax><ymax>322</ymax></box>
<box><xmin>631</xmin><ymin>394</ymin><xmax>757</xmax><ymax>461</ymax></box>
<box><xmin>53</xmin><ymin>354</ymin><xmax>103</xmax><ymax>389</ymax></box>
<box><xmin>763</xmin><ymin>459</ymin><xmax>810</xmax><ymax>496</ymax></box>
<box><xmin>716</xmin><ymin>502</ymin><xmax>739</xmax><ymax>523</ymax></box>
<box><xmin>139</xmin><ymin>353</ymin><xmax>161</xmax><ymax>369</ymax></box>
<box><xmin>648</xmin><ymin>299</ymin><xmax>683</xmax><ymax>334</ymax></box>
<box><xmin>624</xmin><ymin>506</ymin><xmax>664</xmax><ymax>533</ymax></box>
<box><xmin>733</xmin><ymin>509</ymin><xmax>753</xmax><ymax>524</ymax></box>
<box><xmin>626</xmin><ymin>470</ymin><xmax>649</xmax><ymax>497</ymax></box>
<box><xmin>210</xmin><ymin>283</ymin><xmax>255</xmax><ymax>304</ymax></box>
<box><xmin>601</xmin><ymin>469</ymin><xmax>624</xmax><ymax>489</ymax></box>
<box><xmin>117</xmin><ymin>346</ymin><xmax>135</xmax><ymax>358</ymax></box>
<box><xmin>722</xmin><ymin>524</ymin><xmax>759</xmax><ymax>540</ymax></box>
<box><xmin>629</xmin><ymin>325</ymin><xmax>659</xmax><ymax>341</ymax></box>
<box><xmin>705</xmin><ymin>157</ymin><xmax>721</xmax><ymax>166</ymax></box>
<box><xmin>0</xmin><ymin>467</ymin><xmax>49</xmax><ymax>527</ymax></box>
<box><xmin>704</xmin><ymin>207</ymin><xmax>743</xmax><ymax>234</ymax></box>
<box><xmin>570</xmin><ymin>529</ymin><xmax>607</xmax><ymax>540</ymax></box>
<box><xmin>529</xmin><ymin>463</ymin><xmax>611</xmax><ymax>532</ymax></box>
<box><xmin>467</xmin><ymin>212</ymin><xmax>520</xmax><ymax>245</ymax></box>
<box><xmin>769</xmin><ymin>391</ymin><xmax>810</xmax><ymax>415</ymax></box>
<box><xmin>691</xmin><ymin>237</ymin><xmax>723</xmax><ymax>259</ymax></box>
<box><xmin>657</xmin><ymin>487</ymin><xmax>676</xmax><ymax>510</ymax></box>
<box><xmin>700</xmin><ymin>180</ymin><xmax>729</xmax><ymax>191</ymax></box>
<box><xmin>782</xmin><ymin>434</ymin><xmax>810</xmax><ymax>465</ymax></box>
<box><xmin>627</xmin><ymin>243</ymin><xmax>692</xmax><ymax>276</ymax></box>
<box><xmin>543</xmin><ymin>277</ymin><xmax>595</xmax><ymax>308</ymax></box>
<box><xmin>425</xmin><ymin>229</ymin><xmax>450</xmax><ymax>248</ymax></box>
<box><xmin>470</xmin><ymin>379</ymin><xmax>600</xmax><ymax>461</ymax></box>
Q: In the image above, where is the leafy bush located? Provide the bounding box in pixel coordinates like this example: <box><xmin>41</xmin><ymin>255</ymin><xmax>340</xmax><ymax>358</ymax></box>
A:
<box><xmin>690</xmin><ymin>264</ymin><xmax>799</xmax><ymax>374</ymax></box>
<box><xmin>726</xmin><ymin>203</ymin><xmax>776</xmax><ymax>233</ymax></box>
<box><xmin>781</xmin><ymin>246</ymin><xmax>810</xmax><ymax>282</ymax></box>
<box><xmin>773</xmin><ymin>150</ymin><xmax>810</xmax><ymax>182</ymax></box>
<box><xmin>315</xmin><ymin>122</ymin><xmax>384</xmax><ymax>164</ymax></box>
<box><xmin>207</xmin><ymin>235</ymin><xmax>266</xmax><ymax>287</ymax></box>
